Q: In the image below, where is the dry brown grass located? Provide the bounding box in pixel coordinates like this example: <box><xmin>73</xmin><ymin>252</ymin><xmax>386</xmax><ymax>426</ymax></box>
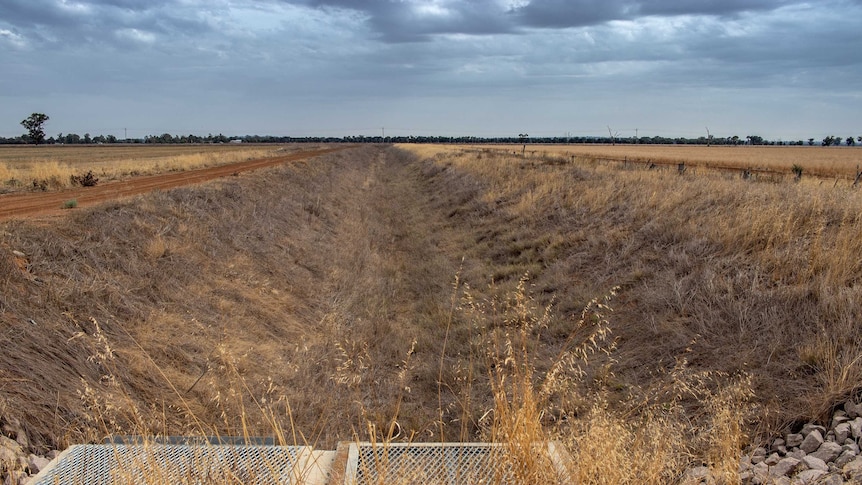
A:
<box><xmin>3</xmin><ymin>142</ymin><xmax>845</xmax><ymax>483</ymax></box>
<box><xmin>463</xmin><ymin>143</ymin><xmax>862</xmax><ymax>179</ymax></box>
<box><xmin>0</xmin><ymin>144</ymin><xmax>307</xmax><ymax>193</ymax></box>
<box><xmin>1</xmin><ymin>145</ymin><xmax>465</xmax><ymax>452</ymax></box>
<box><xmin>404</xmin><ymin>144</ymin><xmax>862</xmax><ymax>422</ymax></box>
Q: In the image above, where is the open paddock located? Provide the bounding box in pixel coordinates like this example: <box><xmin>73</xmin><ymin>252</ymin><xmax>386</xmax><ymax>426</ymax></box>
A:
<box><xmin>461</xmin><ymin>144</ymin><xmax>862</xmax><ymax>179</ymax></box>
<box><xmin>0</xmin><ymin>144</ymin><xmax>321</xmax><ymax>193</ymax></box>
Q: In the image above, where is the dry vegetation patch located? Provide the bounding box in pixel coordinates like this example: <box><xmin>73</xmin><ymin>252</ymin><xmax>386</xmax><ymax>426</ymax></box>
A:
<box><xmin>4</xmin><ymin>143</ymin><xmax>859</xmax><ymax>483</ymax></box>
<box><xmin>403</xmin><ymin>145</ymin><xmax>862</xmax><ymax>422</ymax></box>
<box><xmin>1</xmin><ymin>146</ymin><xmax>474</xmax><ymax>453</ymax></box>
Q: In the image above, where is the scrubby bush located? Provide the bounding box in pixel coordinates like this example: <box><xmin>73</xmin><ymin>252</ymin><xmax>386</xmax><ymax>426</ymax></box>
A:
<box><xmin>70</xmin><ymin>171</ymin><xmax>99</xmax><ymax>187</ymax></box>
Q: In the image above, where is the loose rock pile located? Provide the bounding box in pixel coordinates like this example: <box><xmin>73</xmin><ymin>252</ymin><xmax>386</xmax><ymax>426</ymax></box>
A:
<box><xmin>0</xmin><ymin>417</ymin><xmax>58</xmax><ymax>485</ymax></box>
<box><xmin>737</xmin><ymin>400</ymin><xmax>862</xmax><ymax>485</ymax></box>
<box><xmin>684</xmin><ymin>400</ymin><xmax>862</xmax><ymax>485</ymax></box>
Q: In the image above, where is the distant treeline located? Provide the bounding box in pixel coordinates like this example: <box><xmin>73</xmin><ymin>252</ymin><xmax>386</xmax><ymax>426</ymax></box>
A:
<box><xmin>0</xmin><ymin>133</ymin><xmax>857</xmax><ymax>146</ymax></box>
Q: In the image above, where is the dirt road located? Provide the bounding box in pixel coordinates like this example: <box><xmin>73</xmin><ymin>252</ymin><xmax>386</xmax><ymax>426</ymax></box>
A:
<box><xmin>0</xmin><ymin>147</ymin><xmax>344</xmax><ymax>221</ymax></box>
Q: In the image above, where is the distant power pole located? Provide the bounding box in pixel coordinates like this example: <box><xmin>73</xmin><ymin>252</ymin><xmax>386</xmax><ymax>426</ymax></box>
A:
<box><xmin>381</xmin><ymin>127</ymin><xmax>385</xmax><ymax>140</ymax></box>
<box><xmin>635</xmin><ymin>128</ymin><xmax>638</xmax><ymax>144</ymax></box>
<box><xmin>124</xmin><ymin>128</ymin><xmax>127</xmax><ymax>141</ymax></box>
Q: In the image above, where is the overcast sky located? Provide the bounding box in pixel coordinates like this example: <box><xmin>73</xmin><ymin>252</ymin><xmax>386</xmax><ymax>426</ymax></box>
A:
<box><xmin>1</xmin><ymin>0</ymin><xmax>860</xmax><ymax>140</ymax></box>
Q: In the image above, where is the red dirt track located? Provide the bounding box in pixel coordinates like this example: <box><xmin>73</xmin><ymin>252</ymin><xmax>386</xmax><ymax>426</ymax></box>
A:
<box><xmin>0</xmin><ymin>147</ymin><xmax>344</xmax><ymax>221</ymax></box>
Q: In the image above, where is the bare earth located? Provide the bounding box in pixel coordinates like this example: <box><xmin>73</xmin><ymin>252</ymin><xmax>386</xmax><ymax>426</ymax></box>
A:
<box><xmin>0</xmin><ymin>147</ymin><xmax>343</xmax><ymax>221</ymax></box>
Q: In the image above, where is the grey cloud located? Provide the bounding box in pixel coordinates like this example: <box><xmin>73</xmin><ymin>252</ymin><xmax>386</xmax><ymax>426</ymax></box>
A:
<box><xmin>638</xmin><ymin>0</ymin><xmax>794</xmax><ymax>17</ymax></box>
<box><xmin>0</xmin><ymin>0</ymin><xmax>214</xmax><ymax>47</ymax></box>
<box><xmin>509</xmin><ymin>0</ymin><xmax>634</xmax><ymax>28</ymax></box>
<box><xmin>0</xmin><ymin>0</ymin><xmax>90</xmax><ymax>29</ymax></box>
<box><xmin>290</xmin><ymin>0</ymin><xmax>513</xmax><ymax>41</ymax></box>
<box><xmin>511</xmin><ymin>0</ymin><xmax>796</xmax><ymax>28</ymax></box>
<box><xmin>678</xmin><ymin>5</ymin><xmax>862</xmax><ymax>76</ymax></box>
<box><xmin>2</xmin><ymin>0</ymin><xmax>860</xmax><ymax>140</ymax></box>
<box><xmin>284</xmin><ymin>0</ymin><xmax>806</xmax><ymax>41</ymax></box>
<box><xmin>90</xmin><ymin>0</ymin><xmax>173</xmax><ymax>8</ymax></box>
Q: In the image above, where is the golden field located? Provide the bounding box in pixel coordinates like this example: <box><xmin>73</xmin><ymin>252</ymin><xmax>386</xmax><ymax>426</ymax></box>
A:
<box><xmin>0</xmin><ymin>144</ymin><xmax>307</xmax><ymax>192</ymax></box>
<box><xmin>468</xmin><ymin>143</ymin><xmax>862</xmax><ymax>179</ymax></box>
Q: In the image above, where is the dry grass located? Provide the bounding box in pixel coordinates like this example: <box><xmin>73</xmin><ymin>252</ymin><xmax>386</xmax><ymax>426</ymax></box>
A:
<box><xmin>41</xmin><ymin>275</ymin><xmax>747</xmax><ymax>484</ymax></box>
<box><xmin>0</xmin><ymin>144</ymin><xmax>307</xmax><ymax>193</ymax></box>
<box><xmin>403</xmin><ymin>144</ymin><xmax>862</xmax><ymax>423</ymax></box>
<box><xmin>464</xmin><ymin>143</ymin><xmax>862</xmax><ymax>179</ymax></box>
<box><xmin>3</xmin><ymin>142</ymin><xmax>846</xmax><ymax>483</ymax></box>
<box><xmin>1</xmin><ymin>146</ymin><xmax>461</xmax><ymax>453</ymax></box>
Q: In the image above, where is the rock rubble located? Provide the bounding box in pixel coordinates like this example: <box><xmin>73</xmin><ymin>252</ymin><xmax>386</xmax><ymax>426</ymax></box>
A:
<box><xmin>684</xmin><ymin>399</ymin><xmax>862</xmax><ymax>484</ymax></box>
<box><xmin>0</xmin><ymin>417</ymin><xmax>58</xmax><ymax>485</ymax></box>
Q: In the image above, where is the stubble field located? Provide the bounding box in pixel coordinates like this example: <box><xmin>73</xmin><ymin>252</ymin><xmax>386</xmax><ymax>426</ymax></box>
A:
<box><xmin>474</xmin><ymin>143</ymin><xmax>862</xmax><ymax>179</ymax></box>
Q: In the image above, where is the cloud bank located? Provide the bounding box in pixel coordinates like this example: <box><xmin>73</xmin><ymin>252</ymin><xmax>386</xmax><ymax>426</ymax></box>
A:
<box><xmin>0</xmin><ymin>0</ymin><xmax>860</xmax><ymax>139</ymax></box>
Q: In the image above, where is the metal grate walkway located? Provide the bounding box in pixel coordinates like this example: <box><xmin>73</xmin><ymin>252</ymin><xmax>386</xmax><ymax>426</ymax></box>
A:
<box><xmin>344</xmin><ymin>442</ymin><xmax>571</xmax><ymax>485</ymax></box>
<box><xmin>31</xmin><ymin>439</ymin><xmax>571</xmax><ymax>484</ymax></box>
<box><xmin>30</xmin><ymin>442</ymin><xmax>309</xmax><ymax>485</ymax></box>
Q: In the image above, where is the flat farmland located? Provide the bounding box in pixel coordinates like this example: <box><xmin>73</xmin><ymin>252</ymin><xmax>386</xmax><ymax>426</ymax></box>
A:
<box><xmin>470</xmin><ymin>143</ymin><xmax>862</xmax><ymax>178</ymax></box>
<box><xmin>0</xmin><ymin>144</ymin><xmax>321</xmax><ymax>193</ymax></box>
<box><xmin>0</xmin><ymin>146</ymin><xmax>343</xmax><ymax>220</ymax></box>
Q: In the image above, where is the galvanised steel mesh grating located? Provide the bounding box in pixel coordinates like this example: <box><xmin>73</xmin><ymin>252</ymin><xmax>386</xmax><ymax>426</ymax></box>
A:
<box><xmin>344</xmin><ymin>442</ymin><xmax>569</xmax><ymax>485</ymax></box>
<box><xmin>31</xmin><ymin>443</ymin><xmax>308</xmax><ymax>485</ymax></box>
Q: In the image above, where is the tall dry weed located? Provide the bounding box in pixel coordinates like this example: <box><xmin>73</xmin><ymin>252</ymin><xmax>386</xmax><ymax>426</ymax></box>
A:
<box><xmin>456</xmin><ymin>277</ymin><xmax>610</xmax><ymax>482</ymax></box>
<box><xmin>572</xmin><ymin>396</ymin><xmax>683</xmax><ymax>484</ymax></box>
<box><xmin>456</xmin><ymin>276</ymin><xmax>755</xmax><ymax>484</ymax></box>
<box><xmin>67</xmin><ymin>317</ymin><xmax>321</xmax><ymax>484</ymax></box>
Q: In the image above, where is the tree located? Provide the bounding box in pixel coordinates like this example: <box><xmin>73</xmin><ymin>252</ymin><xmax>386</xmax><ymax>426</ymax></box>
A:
<box><xmin>746</xmin><ymin>135</ymin><xmax>763</xmax><ymax>145</ymax></box>
<box><xmin>20</xmin><ymin>113</ymin><xmax>49</xmax><ymax>145</ymax></box>
<box><xmin>607</xmin><ymin>126</ymin><xmax>619</xmax><ymax>145</ymax></box>
<box><xmin>518</xmin><ymin>133</ymin><xmax>529</xmax><ymax>156</ymax></box>
<box><xmin>847</xmin><ymin>137</ymin><xmax>855</xmax><ymax>146</ymax></box>
<box><xmin>65</xmin><ymin>133</ymin><xmax>81</xmax><ymax>144</ymax></box>
<box><xmin>808</xmin><ymin>138</ymin><xmax>815</xmax><ymax>146</ymax></box>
